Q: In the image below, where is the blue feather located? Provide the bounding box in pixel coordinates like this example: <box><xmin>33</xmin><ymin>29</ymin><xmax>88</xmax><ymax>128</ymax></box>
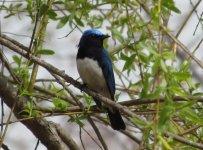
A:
<box><xmin>82</xmin><ymin>29</ymin><xmax>104</xmax><ymax>37</ymax></box>
<box><xmin>99</xmin><ymin>49</ymin><xmax>115</xmax><ymax>99</ymax></box>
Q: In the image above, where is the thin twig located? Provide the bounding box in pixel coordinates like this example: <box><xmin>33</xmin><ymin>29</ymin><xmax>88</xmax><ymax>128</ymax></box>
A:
<box><xmin>193</xmin><ymin>11</ymin><xmax>203</xmax><ymax>35</ymax></box>
<box><xmin>179</xmin><ymin>125</ymin><xmax>201</xmax><ymax>136</ymax></box>
<box><xmin>79</xmin><ymin>127</ymin><xmax>86</xmax><ymax>150</ymax></box>
<box><xmin>176</xmin><ymin>0</ymin><xmax>202</xmax><ymax>38</ymax></box>
<box><xmin>87</xmin><ymin>117</ymin><xmax>108</xmax><ymax>150</ymax></box>
<box><xmin>27</xmin><ymin>1</ymin><xmax>40</xmax><ymax>56</ymax></box>
<box><xmin>187</xmin><ymin>37</ymin><xmax>203</xmax><ymax>60</ymax></box>
<box><xmin>165</xmin><ymin>131</ymin><xmax>203</xmax><ymax>149</ymax></box>
<box><xmin>58</xmin><ymin>25</ymin><xmax>78</xmax><ymax>39</ymax></box>
<box><xmin>0</xmin><ymin>95</ymin><xmax>17</xmax><ymax>148</ymax></box>
<box><xmin>0</xmin><ymin>50</ymin><xmax>20</xmax><ymax>84</ymax></box>
<box><xmin>82</xmin><ymin>127</ymin><xmax>103</xmax><ymax>150</ymax></box>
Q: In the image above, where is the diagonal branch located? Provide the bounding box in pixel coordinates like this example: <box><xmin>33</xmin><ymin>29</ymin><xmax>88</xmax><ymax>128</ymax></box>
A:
<box><xmin>0</xmin><ymin>75</ymin><xmax>79</xmax><ymax>150</ymax></box>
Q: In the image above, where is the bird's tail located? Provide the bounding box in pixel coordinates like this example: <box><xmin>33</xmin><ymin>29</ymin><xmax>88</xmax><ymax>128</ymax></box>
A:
<box><xmin>107</xmin><ymin>109</ymin><xmax>126</xmax><ymax>130</ymax></box>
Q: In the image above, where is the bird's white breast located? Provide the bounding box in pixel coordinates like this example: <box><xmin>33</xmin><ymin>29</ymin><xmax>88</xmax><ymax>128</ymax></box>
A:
<box><xmin>77</xmin><ymin>58</ymin><xmax>110</xmax><ymax>98</ymax></box>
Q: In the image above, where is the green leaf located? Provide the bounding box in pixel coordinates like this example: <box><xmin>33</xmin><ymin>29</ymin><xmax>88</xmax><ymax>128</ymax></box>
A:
<box><xmin>158</xmin><ymin>104</ymin><xmax>174</xmax><ymax>132</ymax></box>
<box><xmin>14</xmin><ymin>3</ymin><xmax>23</xmax><ymax>9</ymax></box>
<box><xmin>146</xmin><ymin>86</ymin><xmax>165</xmax><ymax>99</ymax></box>
<box><xmin>120</xmin><ymin>52</ymin><xmax>129</xmax><ymax>60</ymax></box>
<box><xmin>193</xmin><ymin>92</ymin><xmax>203</xmax><ymax>97</ymax></box>
<box><xmin>140</xmin><ymin>73</ymin><xmax>150</xmax><ymax>98</ymax></box>
<box><xmin>31</xmin><ymin>110</ymin><xmax>43</xmax><ymax>117</ymax></box>
<box><xmin>150</xmin><ymin>6</ymin><xmax>160</xmax><ymax>27</ymax></box>
<box><xmin>4</xmin><ymin>13</ymin><xmax>15</xmax><ymax>18</ymax></box>
<box><xmin>83</xmin><ymin>94</ymin><xmax>93</xmax><ymax>109</ymax></box>
<box><xmin>131</xmin><ymin>117</ymin><xmax>146</xmax><ymax>126</ymax></box>
<box><xmin>122</xmin><ymin>54</ymin><xmax>136</xmax><ymax>71</ymax></box>
<box><xmin>180</xmin><ymin>108</ymin><xmax>203</xmax><ymax>125</ymax></box>
<box><xmin>68</xmin><ymin>115</ymin><xmax>86</xmax><ymax>127</ymax></box>
<box><xmin>27</xmin><ymin>101</ymin><xmax>33</xmax><ymax>110</ymax></box>
<box><xmin>139</xmin><ymin>42</ymin><xmax>157</xmax><ymax>55</ymax></box>
<box><xmin>20</xmin><ymin>101</ymin><xmax>33</xmax><ymax>117</ymax></box>
<box><xmin>20</xmin><ymin>89</ymin><xmax>33</xmax><ymax>96</ymax></box>
<box><xmin>158</xmin><ymin>136</ymin><xmax>173</xmax><ymax>150</ymax></box>
<box><xmin>112</xmin><ymin>28</ymin><xmax>124</xmax><ymax>43</ymax></box>
<box><xmin>143</xmin><ymin>126</ymin><xmax>151</xmax><ymax>145</ymax></box>
<box><xmin>177</xmin><ymin>99</ymin><xmax>197</xmax><ymax>110</ymax></box>
<box><xmin>39</xmin><ymin>4</ymin><xmax>48</xmax><ymax>17</ymax></box>
<box><xmin>139</xmin><ymin>52</ymin><xmax>150</xmax><ymax>64</ymax></box>
<box><xmin>162</xmin><ymin>51</ymin><xmax>175</xmax><ymax>60</ymax></box>
<box><xmin>12</xmin><ymin>55</ymin><xmax>21</xmax><ymax>66</ymax></box>
<box><xmin>48</xmin><ymin>10</ymin><xmax>57</xmax><ymax>20</ymax></box>
<box><xmin>57</xmin><ymin>16</ymin><xmax>69</xmax><ymax>29</ymax></box>
<box><xmin>172</xmin><ymin>72</ymin><xmax>190</xmax><ymax>81</ymax></box>
<box><xmin>171</xmin><ymin>87</ymin><xmax>187</xmax><ymax>98</ymax></box>
<box><xmin>180</xmin><ymin>60</ymin><xmax>190</xmax><ymax>72</ymax></box>
<box><xmin>162</xmin><ymin>0</ymin><xmax>181</xmax><ymax>13</ymax></box>
<box><xmin>36</xmin><ymin>49</ymin><xmax>55</xmax><ymax>55</ymax></box>
<box><xmin>152</xmin><ymin>56</ymin><xmax>160</xmax><ymax>75</ymax></box>
<box><xmin>160</xmin><ymin>59</ymin><xmax>168</xmax><ymax>73</ymax></box>
<box><xmin>87</xmin><ymin>15</ymin><xmax>103</xmax><ymax>28</ymax></box>
<box><xmin>52</xmin><ymin>98</ymin><xmax>68</xmax><ymax>111</ymax></box>
<box><xmin>74</xmin><ymin>16</ymin><xmax>84</xmax><ymax>27</ymax></box>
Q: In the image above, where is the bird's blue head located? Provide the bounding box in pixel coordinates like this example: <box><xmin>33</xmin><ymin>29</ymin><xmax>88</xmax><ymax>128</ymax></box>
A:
<box><xmin>83</xmin><ymin>29</ymin><xmax>104</xmax><ymax>37</ymax></box>
<box><xmin>78</xmin><ymin>29</ymin><xmax>110</xmax><ymax>47</ymax></box>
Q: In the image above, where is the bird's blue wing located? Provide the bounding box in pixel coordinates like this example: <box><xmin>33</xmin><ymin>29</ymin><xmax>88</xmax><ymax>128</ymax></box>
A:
<box><xmin>99</xmin><ymin>49</ymin><xmax>115</xmax><ymax>99</ymax></box>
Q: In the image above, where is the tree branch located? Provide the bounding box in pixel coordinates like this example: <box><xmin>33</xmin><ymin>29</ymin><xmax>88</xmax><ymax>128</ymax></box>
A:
<box><xmin>0</xmin><ymin>75</ymin><xmax>79</xmax><ymax>150</ymax></box>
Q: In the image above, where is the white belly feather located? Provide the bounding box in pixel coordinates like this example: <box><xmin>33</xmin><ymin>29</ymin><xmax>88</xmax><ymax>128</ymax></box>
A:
<box><xmin>77</xmin><ymin>58</ymin><xmax>111</xmax><ymax>98</ymax></box>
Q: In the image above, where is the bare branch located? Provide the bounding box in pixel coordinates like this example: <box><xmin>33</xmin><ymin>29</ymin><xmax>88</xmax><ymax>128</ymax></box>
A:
<box><xmin>165</xmin><ymin>132</ymin><xmax>203</xmax><ymax>149</ymax></box>
<box><xmin>0</xmin><ymin>75</ymin><xmax>79</xmax><ymax>150</ymax></box>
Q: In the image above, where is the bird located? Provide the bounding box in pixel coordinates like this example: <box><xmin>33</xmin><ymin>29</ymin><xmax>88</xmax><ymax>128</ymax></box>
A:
<box><xmin>76</xmin><ymin>29</ymin><xmax>126</xmax><ymax>130</ymax></box>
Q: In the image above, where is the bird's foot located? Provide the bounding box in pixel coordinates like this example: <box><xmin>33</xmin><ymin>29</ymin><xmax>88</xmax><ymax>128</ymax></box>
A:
<box><xmin>79</xmin><ymin>83</ymin><xmax>87</xmax><ymax>92</ymax></box>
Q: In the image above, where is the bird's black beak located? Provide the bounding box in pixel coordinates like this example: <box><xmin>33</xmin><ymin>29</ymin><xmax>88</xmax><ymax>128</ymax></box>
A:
<box><xmin>102</xmin><ymin>34</ymin><xmax>110</xmax><ymax>39</ymax></box>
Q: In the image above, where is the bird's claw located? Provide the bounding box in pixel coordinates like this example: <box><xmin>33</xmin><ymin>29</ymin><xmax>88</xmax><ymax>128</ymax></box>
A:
<box><xmin>79</xmin><ymin>83</ymin><xmax>87</xmax><ymax>92</ymax></box>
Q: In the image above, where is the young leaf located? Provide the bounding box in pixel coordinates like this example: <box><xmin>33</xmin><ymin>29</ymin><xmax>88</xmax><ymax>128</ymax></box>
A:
<box><xmin>158</xmin><ymin>136</ymin><xmax>173</xmax><ymax>150</ymax></box>
<box><xmin>162</xmin><ymin>0</ymin><xmax>181</xmax><ymax>13</ymax></box>
<box><xmin>36</xmin><ymin>49</ymin><xmax>55</xmax><ymax>55</ymax></box>
<box><xmin>57</xmin><ymin>16</ymin><xmax>69</xmax><ymax>29</ymax></box>
<box><xmin>146</xmin><ymin>86</ymin><xmax>165</xmax><ymax>99</ymax></box>
<box><xmin>112</xmin><ymin>28</ymin><xmax>124</xmax><ymax>43</ymax></box>
<box><xmin>172</xmin><ymin>72</ymin><xmax>191</xmax><ymax>81</ymax></box>
<box><xmin>74</xmin><ymin>15</ymin><xmax>84</xmax><ymax>27</ymax></box>
<box><xmin>52</xmin><ymin>98</ymin><xmax>68</xmax><ymax>111</ymax></box>
<box><xmin>48</xmin><ymin>10</ymin><xmax>57</xmax><ymax>20</ymax></box>
<box><xmin>160</xmin><ymin>59</ymin><xmax>168</xmax><ymax>73</ymax></box>
<box><xmin>12</xmin><ymin>55</ymin><xmax>21</xmax><ymax>66</ymax></box>
<box><xmin>39</xmin><ymin>4</ymin><xmax>48</xmax><ymax>17</ymax></box>
<box><xmin>180</xmin><ymin>108</ymin><xmax>203</xmax><ymax>125</ymax></box>
<box><xmin>122</xmin><ymin>54</ymin><xmax>136</xmax><ymax>71</ymax></box>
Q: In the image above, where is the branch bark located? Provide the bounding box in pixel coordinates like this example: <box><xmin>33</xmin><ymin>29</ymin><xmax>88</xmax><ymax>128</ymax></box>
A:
<box><xmin>0</xmin><ymin>75</ymin><xmax>79</xmax><ymax>150</ymax></box>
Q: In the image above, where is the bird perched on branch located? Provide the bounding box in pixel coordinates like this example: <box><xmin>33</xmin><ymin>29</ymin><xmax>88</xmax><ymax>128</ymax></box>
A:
<box><xmin>76</xmin><ymin>29</ymin><xmax>126</xmax><ymax>130</ymax></box>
